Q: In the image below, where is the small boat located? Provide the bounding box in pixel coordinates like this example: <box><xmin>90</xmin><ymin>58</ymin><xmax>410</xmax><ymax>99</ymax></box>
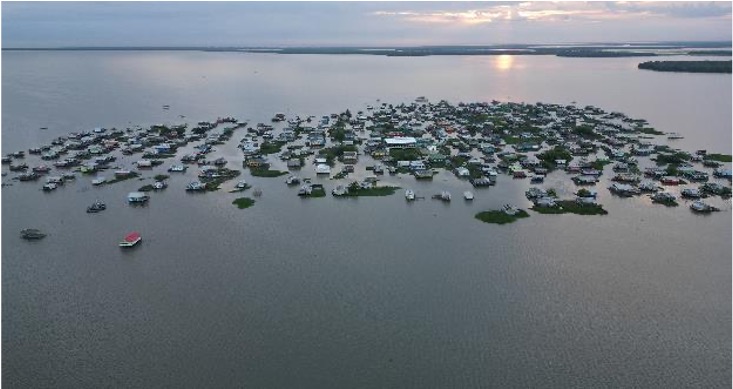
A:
<box><xmin>285</xmin><ymin>175</ymin><xmax>301</xmax><ymax>185</ymax></box>
<box><xmin>463</xmin><ymin>191</ymin><xmax>474</xmax><ymax>201</ymax></box>
<box><xmin>87</xmin><ymin>201</ymin><xmax>107</xmax><ymax>213</ymax></box>
<box><xmin>680</xmin><ymin>188</ymin><xmax>701</xmax><ymax>199</ymax></box>
<box><xmin>91</xmin><ymin>177</ymin><xmax>107</xmax><ymax>186</ymax></box>
<box><xmin>153</xmin><ymin>181</ymin><xmax>168</xmax><ymax>190</ymax></box>
<box><xmin>168</xmin><ymin>164</ymin><xmax>187</xmax><ymax>173</ymax></box>
<box><xmin>405</xmin><ymin>189</ymin><xmax>415</xmax><ymax>201</ymax></box>
<box><xmin>162</xmin><ymin>105</ymin><xmax>170</xmax><ymax>110</ymax></box>
<box><xmin>186</xmin><ymin>181</ymin><xmax>205</xmax><ymax>192</ymax></box>
<box><xmin>332</xmin><ymin>185</ymin><xmax>348</xmax><ymax>196</ymax></box>
<box><xmin>690</xmin><ymin>200</ymin><xmax>719</xmax><ymax>213</ymax></box>
<box><xmin>21</xmin><ymin>229</ymin><xmax>46</xmax><ymax>240</ymax></box>
<box><xmin>502</xmin><ymin>204</ymin><xmax>519</xmax><ymax>216</ymax></box>
<box><xmin>119</xmin><ymin>231</ymin><xmax>142</xmax><ymax>247</ymax></box>
<box><xmin>42</xmin><ymin>183</ymin><xmax>57</xmax><ymax>191</ymax></box>
<box><xmin>127</xmin><ymin>191</ymin><xmax>149</xmax><ymax>203</ymax></box>
<box><xmin>432</xmin><ymin>191</ymin><xmax>451</xmax><ymax>202</ymax></box>
<box><xmin>235</xmin><ymin>180</ymin><xmax>249</xmax><ymax>190</ymax></box>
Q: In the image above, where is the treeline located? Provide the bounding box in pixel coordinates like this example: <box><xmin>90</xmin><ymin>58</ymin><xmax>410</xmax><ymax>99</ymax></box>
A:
<box><xmin>638</xmin><ymin>60</ymin><xmax>732</xmax><ymax>73</ymax></box>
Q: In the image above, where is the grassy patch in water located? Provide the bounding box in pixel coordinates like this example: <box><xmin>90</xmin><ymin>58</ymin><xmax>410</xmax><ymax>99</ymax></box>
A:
<box><xmin>475</xmin><ymin>209</ymin><xmax>530</xmax><ymax>225</ymax></box>
<box><xmin>705</xmin><ymin>153</ymin><xmax>732</xmax><ymax>163</ymax></box>
<box><xmin>344</xmin><ymin>186</ymin><xmax>399</xmax><ymax>197</ymax></box>
<box><xmin>250</xmin><ymin>168</ymin><xmax>288</xmax><ymax>177</ymax></box>
<box><xmin>232</xmin><ymin>197</ymin><xmax>255</xmax><ymax>209</ymax></box>
<box><xmin>138</xmin><ymin>184</ymin><xmax>154</xmax><ymax>192</ymax></box>
<box><xmin>154</xmin><ymin>174</ymin><xmax>170</xmax><ymax>181</ymax></box>
<box><xmin>531</xmin><ymin>200</ymin><xmax>608</xmax><ymax>215</ymax></box>
<box><xmin>105</xmin><ymin>172</ymin><xmax>140</xmax><ymax>185</ymax></box>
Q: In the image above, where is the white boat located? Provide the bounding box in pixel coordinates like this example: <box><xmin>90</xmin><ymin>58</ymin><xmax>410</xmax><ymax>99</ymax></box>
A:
<box><xmin>186</xmin><ymin>181</ymin><xmax>205</xmax><ymax>191</ymax></box>
<box><xmin>91</xmin><ymin>177</ymin><xmax>106</xmax><ymax>186</ymax></box>
<box><xmin>405</xmin><ymin>189</ymin><xmax>415</xmax><ymax>201</ymax></box>
<box><xmin>285</xmin><ymin>175</ymin><xmax>301</xmax><ymax>185</ymax></box>
<box><xmin>168</xmin><ymin>165</ymin><xmax>187</xmax><ymax>173</ymax></box>
<box><xmin>315</xmin><ymin>164</ymin><xmax>331</xmax><ymax>175</ymax></box>
<box><xmin>690</xmin><ymin>200</ymin><xmax>719</xmax><ymax>213</ymax></box>
<box><xmin>463</xmin><ymin>191</ymin><xmax>474</xmax><ymax>200</ymax></box>
<box><xmin>153</xmin><ymin>181</ymin><xmax>168</xmax><ymax>190</ymax></box>
<box><xmin>127</xmin><ymin>192</ymin><xmax>149</xmax><ymax>203</ymax></box>
<box><xmin>332</xmin><ymin>185</ymin><xmax>348</xmax><ymax>196</ymax></box>
<box><xmin>235</xmin><ymin>180</ymin><xmax>248</xmax><ymax>189</ymax></box>
<box><xmin>42</xmin><ymin>183</ymin><xmax>57</xmax><ymax>191</ymax></box>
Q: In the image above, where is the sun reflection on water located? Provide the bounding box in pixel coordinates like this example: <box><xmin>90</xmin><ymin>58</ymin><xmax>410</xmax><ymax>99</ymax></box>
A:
<box><xmin>494</xmin><ymin>54</ymin><xmax>514</xmax><ymax>71</ymax></box>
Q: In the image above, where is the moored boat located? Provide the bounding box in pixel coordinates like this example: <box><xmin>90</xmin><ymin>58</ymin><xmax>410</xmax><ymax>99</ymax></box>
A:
<box><xmin>405</xmin><ymin>189</ymin><xmax>415</xmax><ymax>201</ymax></box>
<box><xmin>87</xmin><ymin>201</ymin><xmax>107</xmax><ymax>213</ymax></box>
<box><xmin>20</xmin><ymin>229</ymin><xmax>46</xmax><ymax>240</ymax></box>
<box><xmin>690</xmin><ymin>200</ymin><xmax>719</xmax><ymax>213</ymax></box>
<box><xmin>463</xmin><ymin>191</ymin><xmax>474</xmax><ymax>200</ymax></box>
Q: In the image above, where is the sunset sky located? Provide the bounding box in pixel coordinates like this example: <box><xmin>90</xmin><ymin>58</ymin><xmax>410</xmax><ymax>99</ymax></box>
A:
<box><xmin>2</xmin><ymin>1</ymin><xmax>731</xmax><ymax>47</ymax></box>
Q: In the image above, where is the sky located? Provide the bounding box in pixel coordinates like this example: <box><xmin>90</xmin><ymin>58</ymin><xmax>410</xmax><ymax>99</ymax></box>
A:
<box><xmin>1</xmin><ymin>1</ymin><xmax>731</xmax><ymax>48</ymax></box>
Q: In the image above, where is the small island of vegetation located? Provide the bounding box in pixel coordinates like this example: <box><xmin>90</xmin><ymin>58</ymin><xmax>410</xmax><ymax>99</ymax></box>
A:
<box><xmin>638</xmin><ymin>60</ymin><xmax>732</xmax><ymax>73</ymax></box>
<box><xmin>475</xmin><ymin>208</ymin><xmax>530</xmax><ymax>225</ymax></box>
<box><xmin>232</xmin><ymin>197</ymin><xmax>255</xmax><ymax>209</ymax></box>
<box><xmin>531</xmin><ymin>200</ymin><xmax>608</xmax><ymax>216</ymax></box>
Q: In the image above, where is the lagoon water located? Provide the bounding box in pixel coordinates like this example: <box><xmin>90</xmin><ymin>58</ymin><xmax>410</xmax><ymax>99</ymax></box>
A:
<box><xmin>2</xmin><ymin>51</ymin><xmax>731</xmax><ymax>388</ymax></box>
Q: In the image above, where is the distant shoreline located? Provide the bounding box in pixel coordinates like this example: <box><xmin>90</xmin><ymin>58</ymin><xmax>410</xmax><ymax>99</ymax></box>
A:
<box><xmin>638</xmin><ymin>60</ymin><xmax>732</xmax><ymax>74</ymax></box>
<box><xmin>3</xmin><ymin>42</ymin><xmax>731</xmax><ymax>58</ymax></box>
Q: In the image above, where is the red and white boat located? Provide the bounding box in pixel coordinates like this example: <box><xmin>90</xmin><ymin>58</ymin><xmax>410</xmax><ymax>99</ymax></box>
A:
<box><xmin>119</xmin><ymin>232</ymin><xmax>142</xmax><ymax>247</ymax></box>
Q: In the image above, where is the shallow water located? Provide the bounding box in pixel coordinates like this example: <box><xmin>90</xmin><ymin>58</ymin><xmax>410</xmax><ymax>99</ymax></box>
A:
<box><xmin>2</xmin><ymin>51</ymin><xmax>731</xmax><ymax>388</ymax></box>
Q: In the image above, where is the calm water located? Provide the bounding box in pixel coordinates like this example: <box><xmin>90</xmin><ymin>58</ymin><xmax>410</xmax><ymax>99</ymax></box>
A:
<box><xmin>2</xmin><ymin>51</ymin><xmax>731</xmax><ymax>388</ymax></box>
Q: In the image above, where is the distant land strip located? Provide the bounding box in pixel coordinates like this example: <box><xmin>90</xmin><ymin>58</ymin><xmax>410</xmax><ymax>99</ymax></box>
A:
<box><xmin>638</xmin><ymin>60</ymin><xmax>732</xmax><ymax>73</ymax></box>
<box><xmin>3</xmin><ymin>43</ymin><xmax>732</xmax><ymax>59</ymax></box>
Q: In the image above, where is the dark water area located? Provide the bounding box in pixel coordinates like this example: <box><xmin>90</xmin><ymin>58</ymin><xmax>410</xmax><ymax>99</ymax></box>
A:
<box><xmin>2</xmin><ymin>51</ymin><xmax>731</xmax><ymax>388</ymax></box>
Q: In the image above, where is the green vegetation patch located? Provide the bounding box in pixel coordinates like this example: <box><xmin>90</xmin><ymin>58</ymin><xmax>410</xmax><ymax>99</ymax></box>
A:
<box><xmin>637</xmin><ymin>127</ymin><xmax>664</xmax><ymax>135</ymax></box>
<box><xmin>138</xmin><ymin>184</ymin><xmax>154</xmax><ymax>192</ymax></box>
<box><xmin>705</xmin><ymin>153</ymin><xmax>732</xmax><ymax>163</ymax></box>
<box><xmin>389</xmin><ymin>148</ymin><xmax>422</xmax><ymax>161</ymax></box>
<box><xmin>590</xmin><ymin>160</ymin><xmax>612</xmax><ymax>171</ymax></box>
<box><xmin>250</xmin><ymin>168</ymin><xmax>288</xmax><ymax>177</ymax></box>
<box><xmin>655</xmin><ymin>152</ymin><xmax>690</xmax><ymax>166</ymax></box>
<box><xmin>344</xmin><ymin>185</ymin><xmax>399</xmax><ymax>197</ymax></box>
<box><xmin>232</xmin><ymin>197</ymin><xmax>255</xmax><ymax>209</ymax></box>
<box><xmin>319</xmin><ymin>145</ymin><xmax>358</xmax><ymax>165</ymax></box>
<box><xmin>259</xmin><ymin>141</ymin><xmax>286</xmax><ymax>155</ymax></box>
<box><xmin>531</xmin><ymin>200</ymin><xmax>608</xmax><ymax>215</ymax></box>
<box><xmin>538</xmin><ymin>146</ymin><xmax>573</xmax><ymax>170</ymax></box>
<box><xmin>475</xmin><ymin>209</ymin><xmax>530</xmax><ymax>225</ymax></box>
<box><xmin>651</xmin><ymin>198</ymin><xmax>679</xmax><ymax>207</ymax></box>
<box><xmin>105</xmin><ymin>172</ymin><xmax>141</xmax><ymax>185</ymax></box>
<box><xmin>154</xmin><ymin>174</ymin><xmax>170</xmax><ymax>181</ymax></box>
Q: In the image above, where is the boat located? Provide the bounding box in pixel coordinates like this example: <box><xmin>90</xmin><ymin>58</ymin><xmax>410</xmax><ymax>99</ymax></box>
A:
<box><xmin>690</xmin><ymin>200</ymin><xmax>719</xmax><ymax>213</ymax></box>
<box><xmin>21</xmin><ymin>228</ymin><xmax>46</xmax><ymax>240</ymax></box>
<box><xmin>651</xmin><ymin>192</ymin><xmax>676</xmax><ymax>204</ymax></box>
<box><xmin>119</xmin><ymin>231</ymin><xmax>142</xmax><ymax>247</ymax></box>
<box><xmin>332</xmin><ymin>185</ymin><xmax>348</xmax><ymax>196</ymax></box>
<box><xmin>502</xmin><ymin>204</ymin><xmax>519</xmax><ymax>216</ymax></box>
<box><xmin>234</xmin><ymin>180</ymin><xmax>249</xmax><ymax>191</ymax></box>
<box><xmin>315</xmin><ymin>164</ymin><xmax>331</xmax><ymax>175</ymax></box>
<box><xmin>432</xmin><ymin>191</ymin><xmax>451</xmax><ymax>202</ymax></box>
<box><xmin>127</xmin><ymin>191</ymin><xmax>150</xmax><ymax>203</ymax></box>
<box><xmin>463</xmin><ymin>191</ymin><xmax>474</xmax><ymax>200</ymax></box>
<box><xmin>405</xmin><ymin>189</ymin><xmax>415</xmax><ymax>201</ymax></box>
<box><xmin>86</xmin><ymin>201</ymin><xmax>107</xmax><ymax>213</ymax></box>
<box><xmin>42</xmin><ymin>183</ymin><xmax>57</xmax><ymax>191</ymax></box>
<box><xmin>285</xmin><ymin>175</ymin><xmax>301</xmax><ymax>185</ymax></box>
<box><xmin>298</xmin><ymin>185</ymin><xmax>313</xmax><ymax>196</ymax></box>
<box><xmin>153</xmin><ymin>181</ymin><xmax>168</xmax><ymax>190</ymax></box>
<box><xmin>91</xmin><ymin>177</ymin><xmax>107</xmax><ymax>186</ymax></box>
<box><xmin>680</xmin><ymin>188</ymin><xmax>701</xmax><ymax>199</ymax></box>
<box><xmin>186</xmin><ymin>181</ymin><xmax>205</xmax><ymax>191</ymax></box>
<box><xmin>168</xmin><ymin>164</ymin><xmax>187</xmax><ymax>173</ymax></box>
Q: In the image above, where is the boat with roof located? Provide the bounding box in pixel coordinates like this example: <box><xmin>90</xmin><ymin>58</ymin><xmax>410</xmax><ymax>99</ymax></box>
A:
<box><xmin>119</xmin><ymin>231</ymin><xmax>142</xmax><ymax>247</ymax></box>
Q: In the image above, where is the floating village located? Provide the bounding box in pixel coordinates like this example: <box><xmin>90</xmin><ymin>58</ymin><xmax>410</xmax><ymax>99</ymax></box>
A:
<box><xmin>4</xmin><ymin>97</ymin><xmax>732</xmax><ymax>243</ymax></box>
